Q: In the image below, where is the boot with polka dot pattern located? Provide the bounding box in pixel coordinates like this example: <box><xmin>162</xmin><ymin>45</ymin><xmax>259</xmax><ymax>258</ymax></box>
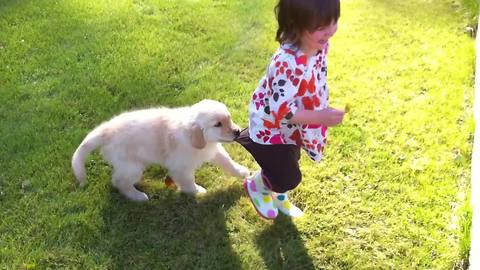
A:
<box><xmin>273</xmin><ymin>192</ymin><xmax>304</xmax><ymax>218</ymax></box>
<box><xmin>243</xmin><ymin>171</ymin><xmax>278</xmax><ymax>220</ymax></box>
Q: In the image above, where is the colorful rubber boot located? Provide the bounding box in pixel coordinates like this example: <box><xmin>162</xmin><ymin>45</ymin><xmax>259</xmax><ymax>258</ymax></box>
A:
<box><xmin>243</xmin><ymin>171</ymin><xmax>278</xmax><ymax>219</ymax></box>
<box><xmin>273</xmin><ymin>192</ymin><xmax>304</xmax><ymax>218</ymax></box>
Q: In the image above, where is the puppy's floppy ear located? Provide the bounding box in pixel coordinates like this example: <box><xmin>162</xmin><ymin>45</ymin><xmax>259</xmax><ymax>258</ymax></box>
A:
<box><xmin>190</xmin><ymin>123</ymin><xmax>206</xmax><ymax>149</ymax></box>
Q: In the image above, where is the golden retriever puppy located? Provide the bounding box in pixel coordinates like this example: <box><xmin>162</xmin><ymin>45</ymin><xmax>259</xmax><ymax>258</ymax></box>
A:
<box><xmin>71</xmin><ymin>99</ymin><xmax>250</xmax><ymax>201</ymax></box>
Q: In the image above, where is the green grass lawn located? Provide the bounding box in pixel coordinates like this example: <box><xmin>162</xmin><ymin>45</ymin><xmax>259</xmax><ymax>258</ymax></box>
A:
<box><xmin>0</xmin><ymin>0</ymin><xmax>476</xmax><ymax>269</ymax></box>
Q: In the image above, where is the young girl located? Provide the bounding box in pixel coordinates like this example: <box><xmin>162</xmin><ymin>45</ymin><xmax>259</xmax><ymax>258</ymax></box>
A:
<box><xmin>236</xmin><ymin>0</ymin><xmax>344</xmax><ymax>219</ymax></box>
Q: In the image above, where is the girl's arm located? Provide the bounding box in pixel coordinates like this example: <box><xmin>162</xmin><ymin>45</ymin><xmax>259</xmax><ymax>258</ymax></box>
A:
<box><xmin>290</xmin><ymin>107</ymin><xmax>345</xmax><ymax>126</ymax></box>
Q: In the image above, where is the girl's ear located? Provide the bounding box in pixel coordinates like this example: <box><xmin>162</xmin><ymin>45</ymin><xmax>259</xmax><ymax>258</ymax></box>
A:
<box><xmin>190</xmin><ymin>123</ymin><xmax>206</xmax><ymax>149</ymax></box>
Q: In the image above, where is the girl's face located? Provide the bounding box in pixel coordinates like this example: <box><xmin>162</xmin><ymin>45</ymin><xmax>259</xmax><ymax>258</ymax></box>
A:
<box><xmin>299</xmin><ymin>21</ymin><xmax>338</xmax><ymax>55</ymax></box>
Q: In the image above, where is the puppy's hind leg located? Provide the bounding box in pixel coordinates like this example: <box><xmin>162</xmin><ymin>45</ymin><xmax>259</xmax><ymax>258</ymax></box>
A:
<box><xmin>169</xmin><ymin>169</ymin><xmax>206</xmax><ymax>194</ymax></box>
<box><xmin>111</xmin><ymin>163</ymin><xmax>149</xmax><ymax>201</ymax></box>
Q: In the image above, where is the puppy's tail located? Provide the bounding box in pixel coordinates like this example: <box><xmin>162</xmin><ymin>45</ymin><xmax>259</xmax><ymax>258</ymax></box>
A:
<box><xmin>71</xmin><ymin>127</ymin><xmax>104</xmax><ymax>186</ymax></box>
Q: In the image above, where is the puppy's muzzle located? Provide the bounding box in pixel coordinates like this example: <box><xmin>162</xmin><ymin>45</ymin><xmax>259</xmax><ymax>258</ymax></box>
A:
<box><xmin>233</xmin><ymin>128</ymin><xmax>241</xmax><ymax>138</ymax></box>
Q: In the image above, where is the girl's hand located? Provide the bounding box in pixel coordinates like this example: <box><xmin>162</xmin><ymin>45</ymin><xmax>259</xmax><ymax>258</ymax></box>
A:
<box><xmin>321</xmin><ymin>107</ymin><xmax>345</xmax><ymax>126</ymax></box>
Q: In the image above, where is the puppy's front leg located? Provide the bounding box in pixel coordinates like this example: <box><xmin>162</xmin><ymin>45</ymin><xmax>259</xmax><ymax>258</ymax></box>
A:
<box><xmin>211</xmin><ymin>144</ymin><xmax>250</xmax><ymax>178</ymax></box>
<box><xmin>170</xmin><ymin>169</ymin><xmax>206</xmax><ymax>194</ymax></box>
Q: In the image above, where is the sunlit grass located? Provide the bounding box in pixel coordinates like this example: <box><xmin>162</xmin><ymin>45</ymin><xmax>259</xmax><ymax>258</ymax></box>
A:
<box><xmin>0</xmin><ymin>0</ymin><xmax>475</xmax><ymax>268</ymax></box>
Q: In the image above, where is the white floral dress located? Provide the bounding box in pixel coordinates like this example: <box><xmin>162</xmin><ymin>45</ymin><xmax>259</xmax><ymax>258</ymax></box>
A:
<box><xmin>248</xmin><ymin>43</ymin><xmax>330</xmax><ymax>162</ymax></box>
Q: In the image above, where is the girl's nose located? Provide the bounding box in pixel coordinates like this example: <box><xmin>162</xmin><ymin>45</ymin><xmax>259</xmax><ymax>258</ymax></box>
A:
<box><xmin>326</xmin><ymin>24</ymin><xmax>338</xmax><ymax>38</ymax></box>
<box><xmin>325</xmin><ymin>29</ymin><xmax>336</xmax><ymax>39</ymax></box>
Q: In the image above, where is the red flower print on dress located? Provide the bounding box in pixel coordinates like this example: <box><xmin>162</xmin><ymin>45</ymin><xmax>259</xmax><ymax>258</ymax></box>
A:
<box><xmin>269</xmin><ymin>134</ymin><xmax>284</xmax><ymax>144</ymax></box>
<box><xmin>268</xmin><ymin>76</ymin><xmax>273</xmax><ymax>90</ymax></box>
<box><xmin>289</xmin><ymin>130</ymin><xmax>302</xmax><ymax>146</ymax></box>
<box><xmin>315</xmin><ymin>55</ymin><xmax>324</xmax><ymax>69</ymax></box>
<box><xmin>321</xmin><ymin>126</ymin><xmax>328</xmax><ymax>137</ymax></box>
<box><xmin>296</xmin><ymin>72</ymin><xmax>316</xmax><ymax>97</ymax></box>
<box><xmin>301</xmin><ymin>95</ymin><xmax>320</xmax><ymax>110</ymax></box>
<box><xmin>292</xmin><ymin>77</ymin><xmax>300</xmax><ymax>87</ymax></box>
<box><xmin>295</xmin><ymin>68</ymin><xmax>303</xmax><ymax>76</ymax></box>
<box><xmin>255</xmin><ymin>129</ymin><xmax>272</xmax><ymax>143</ymax></box>
<box><xmin>285</xmin><ymin>71</ymin><xmax>300</xmax><ymax>87</ymax></box>
<box><xmin>252</xmin><ymin>92</ymin><xmax>266</xmax><ymax>110</ymax></box>
<box><xmin>284</xmin><ymin>49</ymin><xmax>296</xmax><ymax>56</ymax></box>
<box><xmin>317</xmin><ymin>144</ymin><xmax>324</xmax><ymax>152</ymax></box>
<box><xmin>307</xmin><ymin>73</ymin><xmax>316</xmax><ymax>93</ymax></box>
<box><xmin>304</xmin><ymin>124</ymin><xmax>321</xmax><ymax>129</ymax></box>
<box><xmin>295</xmin><ymin>55</ymin><xmax>307</xmax><ymax>66</ymax></box>
<box><xmin>263</xmin><ymin>101</ymin><xmax>290</xmax><ymax>129</ymax></box>
<box><xmin>275</xmin><ymin>61</ymin><xmax>289</xmax><ymax>76</ymax></box>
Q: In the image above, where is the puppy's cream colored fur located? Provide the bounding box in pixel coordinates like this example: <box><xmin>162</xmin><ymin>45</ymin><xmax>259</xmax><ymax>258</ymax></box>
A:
<box><xmin>72</xmin><ymin>99</ymin><xmax>249</xmax><ymax>201</ymax></box>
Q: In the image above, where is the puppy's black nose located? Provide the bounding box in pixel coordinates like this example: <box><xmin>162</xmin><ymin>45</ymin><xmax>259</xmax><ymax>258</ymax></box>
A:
<box><xmin>234</xmin><ymin>129</ymin><xmax>241</xmax><ymax>138</ymax></box>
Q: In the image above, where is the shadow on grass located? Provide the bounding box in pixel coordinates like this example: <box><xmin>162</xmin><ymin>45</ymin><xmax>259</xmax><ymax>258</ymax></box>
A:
<box><xmin>256</xmin><ymin>215</ymin><xmax>315</xmax><ymax>270</ymax></box>
<box><xmin>80</xmin><ymin>175</ymin><xmax>315</xmax><ymax>269</ymax></box>
<box><xmin>96</xmin><ymin>184</ymin><xmax>245</xmax><ymax>269</ymax></box>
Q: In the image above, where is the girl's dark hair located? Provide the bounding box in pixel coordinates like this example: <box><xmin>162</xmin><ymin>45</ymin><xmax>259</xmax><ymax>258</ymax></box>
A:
<box><xmin>275</xmin><ymin>0</ymin><xmax>340</xmax><ymax>44</ymax></box>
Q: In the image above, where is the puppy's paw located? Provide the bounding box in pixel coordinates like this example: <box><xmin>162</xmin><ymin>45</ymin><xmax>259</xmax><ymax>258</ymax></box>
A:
<box><xmin>126</xmin><ymin>191</ymin><xmax>149</xmax><ymax>202</ymax></box>
<box><xmin>195</xmin><ymin>184</ymin><xmax>207</xmax><ymax>194</ymax></box>
<box><xmin>119</xmin><ymin>187</ymin><xmax>149</xmax><ymax>202</ymax></box>
<box><xmin>234</xmin><ymin>164</ymin><xmax>250</xmax><ymax>178</ymax></box>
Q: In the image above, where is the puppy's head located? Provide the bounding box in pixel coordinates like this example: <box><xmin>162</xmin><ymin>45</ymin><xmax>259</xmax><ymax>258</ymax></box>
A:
<box><xmin>189</xmin><ymin>99</ymin><xmax>241</xmax><ymax>149</ymax></box>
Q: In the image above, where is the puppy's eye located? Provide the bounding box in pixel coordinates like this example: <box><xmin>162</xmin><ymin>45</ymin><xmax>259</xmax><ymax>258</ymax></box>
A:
<box><xmin>214</xmin><ymin>122</ymin><xmax>222</xmax><ymax>127</ymax></box>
